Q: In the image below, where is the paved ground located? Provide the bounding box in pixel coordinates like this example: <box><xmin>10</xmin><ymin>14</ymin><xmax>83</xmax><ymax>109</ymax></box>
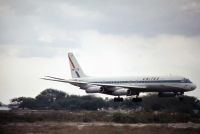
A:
<box><xmin>1</xmin><ymin>122</ymin><xmax>200</xmax><ymax>134</ymax></box>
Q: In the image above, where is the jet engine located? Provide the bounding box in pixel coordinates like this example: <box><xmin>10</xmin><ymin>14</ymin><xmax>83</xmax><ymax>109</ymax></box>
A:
<box><xmin>158</xmin><ymin>92</ymin><xmax>176</xmax><ymax>97</ymax></box>
<box><xmin>112</xmin><ymin>88</ymin><xmax>130</xmax><ymax>96</ymax></box>
<box><xmin>85</xmin><ymin>86</ymin><xmax>103</xmax><ymax>93</ymax></box>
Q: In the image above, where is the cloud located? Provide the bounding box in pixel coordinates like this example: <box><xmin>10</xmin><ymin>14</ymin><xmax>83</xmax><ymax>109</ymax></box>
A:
<box><xmin>1</xmin><ymin>0</ymin><xmax>200</xmax><ymax>41</ymax></box>
<box><xmin>57</xmin><ymin>0</ymin><xmax>200</xmax><ymax>36</ymax></box>
<box><xmin>77</xmin><ymin>31</ymin><xmax>200</xmax><ymax>75</ymax></box>
<box><xmin>1</xmin><ymin>0</ymin><xmax>200</xmax><ymax>58</ymax></box>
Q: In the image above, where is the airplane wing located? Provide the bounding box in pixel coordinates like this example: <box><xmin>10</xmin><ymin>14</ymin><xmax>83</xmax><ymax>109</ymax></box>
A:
<box><xmin>89</xmin><ymin>82</ymin><xmax>147</xmax><ymax>89</ymax></box>
<box><xmin>42</xmin><ymin>76</ymin><xmax>147</xmax><ymax>91</ymax></box>
<box><xmin>41</xmin><ymin>76</ymin><xmax>87</xmax><ymax>85</ymax></box>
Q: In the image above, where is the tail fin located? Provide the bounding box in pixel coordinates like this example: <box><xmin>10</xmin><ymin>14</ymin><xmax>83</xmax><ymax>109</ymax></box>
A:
<box><xmin>68</xmin><ymin>53</ymin><xmax>87</xmax><ymax>78</ymax></box>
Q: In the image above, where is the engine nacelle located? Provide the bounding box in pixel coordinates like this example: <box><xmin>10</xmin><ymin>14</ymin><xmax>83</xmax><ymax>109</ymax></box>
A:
<box><xmin>85</xmin><ymin>86</ymin><xmax>103</xmax><ymax>93</ymax></box>
<box><xmin>158</xmin><ymin>92</ymin><xmax>176</xmax><ymax>97</ymax></box>
<box><xmin>112</xmin><ymin>88</ymin><xmax>130</xmax><ymax>96</ymax></box>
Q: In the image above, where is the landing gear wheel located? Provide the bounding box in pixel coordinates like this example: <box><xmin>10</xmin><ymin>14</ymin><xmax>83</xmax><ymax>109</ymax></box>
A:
<box><xmin>132</xmin><ymin>98</ymin><xmax>142</xmax><ymax>102</ymax></box>
<box><xmin>114</xmin><ymin>97</ymin><xmax>123</xmax><ymax>102</ymax></box>
<box><xmin>178</xmin><ymin>96</ymin><xmax>184</xmax><ymax>101</ymax></box>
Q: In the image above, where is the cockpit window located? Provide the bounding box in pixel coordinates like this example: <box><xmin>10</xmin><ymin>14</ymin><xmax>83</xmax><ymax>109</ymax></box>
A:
<box><xmin>186</xmin><ymin>79</ymin><xmax>191</xmax><ymax>83</ymax></box>
<box><xmin>183</xmin><ymin>78</ymin><xmax>192</xmax><ymax>83</ymax></box>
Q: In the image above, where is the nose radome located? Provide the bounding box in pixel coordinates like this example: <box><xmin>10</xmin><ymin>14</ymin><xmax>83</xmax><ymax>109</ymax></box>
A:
<box><xmin>192</xmin><ymin>84</ymin><xmax>197</xmax><ymax>90</ymax></box>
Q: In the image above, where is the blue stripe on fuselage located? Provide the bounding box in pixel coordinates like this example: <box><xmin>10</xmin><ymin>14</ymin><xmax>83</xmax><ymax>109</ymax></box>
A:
<box><xmin>92</xmin><ymin>80</ymin><xmax>191</xmax><ymax>84</ymax></box>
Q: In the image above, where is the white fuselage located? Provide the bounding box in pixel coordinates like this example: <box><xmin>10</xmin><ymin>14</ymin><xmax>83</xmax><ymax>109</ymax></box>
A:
<box><xmin>71</xmin><ymin>75</ymin><xmax>196</xmax><ymax>96</ymax></box>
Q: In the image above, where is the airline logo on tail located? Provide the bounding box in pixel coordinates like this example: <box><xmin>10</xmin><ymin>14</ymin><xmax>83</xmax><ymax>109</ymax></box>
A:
<box><xmin>68</xmin><ymin>53</ymin><xmax>81</xmax><ymax>78</ymax></box>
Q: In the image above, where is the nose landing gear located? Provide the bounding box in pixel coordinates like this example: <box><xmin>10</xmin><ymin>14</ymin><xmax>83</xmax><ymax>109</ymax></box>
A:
<box><xmin>177</xmin><ymin>92</ymin><xmax>184</xmax><ymax>101</ymax></box>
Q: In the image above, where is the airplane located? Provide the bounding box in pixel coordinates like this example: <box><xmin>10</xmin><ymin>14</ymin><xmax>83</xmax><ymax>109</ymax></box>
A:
<box><xmin>42</xmin><ymin>52</ymin><xmax>197</xmax><ymax>102</ymax></box>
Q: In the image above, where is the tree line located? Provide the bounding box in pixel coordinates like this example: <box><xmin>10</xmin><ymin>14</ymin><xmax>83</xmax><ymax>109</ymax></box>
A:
<box><xmin>11</xmin><ymin>88</ymin><xmax>200</xmax><ymax>113</ymax></box>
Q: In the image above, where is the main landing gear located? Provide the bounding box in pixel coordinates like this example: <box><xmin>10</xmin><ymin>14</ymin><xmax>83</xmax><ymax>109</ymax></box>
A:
<box><xmin>114</xmin><ymin>96</ymin><xmax>142</xmax><ymax>102</ymax></box>
<box><xmin>132</xmin><ymin>97</ymin><xmax>142</xmax><ymax>102</ymax></box>
<box><xmin>114</xmin><ymin>97</ymin><xmax>123</xmax><ymax>102</ymax></box>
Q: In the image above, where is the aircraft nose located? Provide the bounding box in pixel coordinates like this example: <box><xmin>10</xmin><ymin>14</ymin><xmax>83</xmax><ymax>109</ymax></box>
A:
<box><xmin>192</xmin><ymin>84</ymin><xmax>197</xmax><ymax>90</ymax></box>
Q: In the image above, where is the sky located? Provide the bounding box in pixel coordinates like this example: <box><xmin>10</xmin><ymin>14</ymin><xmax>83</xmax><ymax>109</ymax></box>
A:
<box><xmin>0</xmin><ymin>0</ymin><xmax>200</xmax><ymax>104</ymax></box>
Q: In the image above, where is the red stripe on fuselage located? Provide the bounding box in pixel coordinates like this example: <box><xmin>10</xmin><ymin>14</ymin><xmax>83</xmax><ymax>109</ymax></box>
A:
<box><xmin>68</xmin><ymin>56</ymin><xmax>75</xmax><ymax>69</ymax></box>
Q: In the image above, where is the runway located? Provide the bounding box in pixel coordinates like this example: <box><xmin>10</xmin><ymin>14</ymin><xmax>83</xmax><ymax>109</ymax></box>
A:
<box><xmin>1</xmin><ymin>122</ymin><xmax>200</xmax><ymax>134</ymax></box>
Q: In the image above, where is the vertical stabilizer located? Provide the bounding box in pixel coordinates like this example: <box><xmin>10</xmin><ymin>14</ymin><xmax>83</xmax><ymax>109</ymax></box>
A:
<box><xmin>68</xmin><ymin>53</ymin><xmax>87</xmax><ymax>78</ymax></box>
